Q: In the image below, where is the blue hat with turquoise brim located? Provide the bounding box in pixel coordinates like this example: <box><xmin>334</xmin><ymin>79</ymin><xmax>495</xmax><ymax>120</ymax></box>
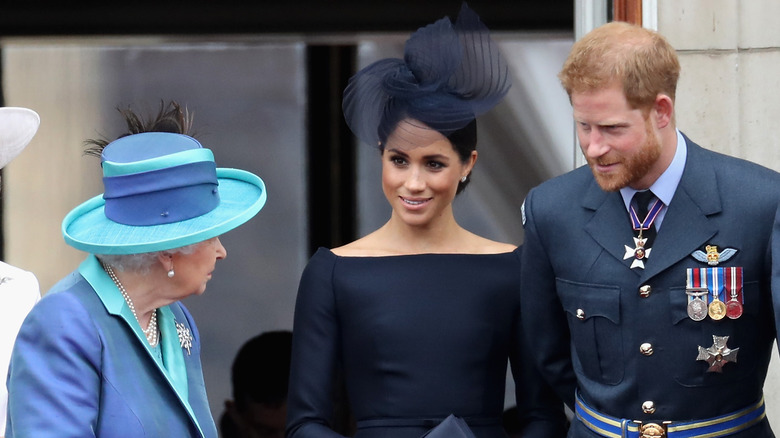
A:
<box><xmin>62</xmin><ymin>132</ymin><xmax>267</xmax><ymax>255</ymax></box>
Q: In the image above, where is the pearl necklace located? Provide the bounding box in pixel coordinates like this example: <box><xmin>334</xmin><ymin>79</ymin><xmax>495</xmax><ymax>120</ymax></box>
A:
<box><xmin>104</xmin><ymin>264</ymin><xmax>159</xmax><ymax>347</ymax></box>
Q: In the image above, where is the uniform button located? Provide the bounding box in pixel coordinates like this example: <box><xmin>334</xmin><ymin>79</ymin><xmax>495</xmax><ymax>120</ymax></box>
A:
<box><xmin>639</xmin><ymin>285</ymin><xmax>652</xmax><ymax>297</ymax></box>
<box><xmin>640</xmin><ymin>343</ymin><xmax>654</xmax><ymax>356</ymax></box>
<box><xmin>642</xmin><ymin>401</ymin><xmax>656</xmax><ymax>414</ymax></box>
<box><xmin>576</xmin><ymin>309</ymin><xmax>586</xmax><ymax>320</ymax></box>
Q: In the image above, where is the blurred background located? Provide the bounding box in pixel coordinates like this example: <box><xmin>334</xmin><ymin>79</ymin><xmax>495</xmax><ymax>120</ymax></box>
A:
<box><xmin>2</xmin><ymin>0</ymin><xmax>779</xmax><ymax>425</ymax></box>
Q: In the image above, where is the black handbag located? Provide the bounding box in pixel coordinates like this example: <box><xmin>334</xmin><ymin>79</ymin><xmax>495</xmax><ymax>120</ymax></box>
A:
<box><xmin>421</xmin><ymin>414</ymin><xmax>477</xmax><ymax>438</ymax></box>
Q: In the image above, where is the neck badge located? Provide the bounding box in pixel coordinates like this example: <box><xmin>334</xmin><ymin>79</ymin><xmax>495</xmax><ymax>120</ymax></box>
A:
<box><xmin>623</xmin><ymin>197</ymin><xmax>663</xmax><ymax>269</ymax></box>
<box><xmin>624</xmin><ymin>237</ymin><xmax>651</xmax><ymax>269</ymax></box>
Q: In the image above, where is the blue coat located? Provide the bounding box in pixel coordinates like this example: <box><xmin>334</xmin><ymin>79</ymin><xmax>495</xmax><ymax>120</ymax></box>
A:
<box><xmin>520</xmin><ymin>136</ymin><xmax>780</xmax><ymax>437</ymax></box>
<box><xmin>6</xmin><ymin>255</ymin><xmax>217</xmax><ymax>438</ymax></box>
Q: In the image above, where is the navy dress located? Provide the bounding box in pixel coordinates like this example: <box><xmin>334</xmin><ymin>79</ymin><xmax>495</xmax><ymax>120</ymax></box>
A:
<box><xmin>286</xmin><ymin>248</ymin><xmax>567</xmax><ymax>438</ymax></box>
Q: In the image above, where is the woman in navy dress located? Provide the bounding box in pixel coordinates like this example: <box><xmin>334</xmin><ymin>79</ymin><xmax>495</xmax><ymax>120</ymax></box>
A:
<box><xmin>286</xmin><ymin>4</ymin><xmax>567</xmax><ymax>438</ymax></box>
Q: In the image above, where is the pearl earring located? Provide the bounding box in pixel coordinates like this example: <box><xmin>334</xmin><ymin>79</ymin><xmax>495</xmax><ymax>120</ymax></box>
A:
<box><xmin>167</xmin><ymin>268</ymin><xmax>175</xmax><ymax>278</ymax></box>
<box><xmin>460</xmin><ymin>175</ymin><xmax>467</xmax><ymax>183</ymax></box>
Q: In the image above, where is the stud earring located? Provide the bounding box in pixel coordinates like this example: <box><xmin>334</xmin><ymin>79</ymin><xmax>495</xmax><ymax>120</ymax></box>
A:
<box><xmin>460</xmin><ymin>175</ymin><xmax>467</xmax><ymax>183</ymax></box>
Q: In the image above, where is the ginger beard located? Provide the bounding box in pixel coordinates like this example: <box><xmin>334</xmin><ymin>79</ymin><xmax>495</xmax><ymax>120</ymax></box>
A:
<box><xmin>587</xmin><ymin>116</ymin><xmax>662</xmax><ymax>192</ymax></box>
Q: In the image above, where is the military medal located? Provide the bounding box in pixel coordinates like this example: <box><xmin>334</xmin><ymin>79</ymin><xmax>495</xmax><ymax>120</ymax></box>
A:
<box><xmin>687</xmin><ymin>268</ymin><xmax>734</xmax><ymax>321</ymax></box>
<box><xmin>686</xmin><ymin>269</ymin><xmax>712</xmax><ymax>321</ymax></box>
<box><xmin>706</xmin><ymin>267</ymin><xmax>726</xmax><ymax>320</ymax></box>
<box><xmin>690</xmin><ymin>245</ymin><xmax>745</xmax><ymax>320</ymax></box>
<box><xmin>725</xmin><ymin>266</ymin><xmax>743</xmax><ymax>319</ymax></box>
<box><xmin>708</xmin><ymin>296</ymin><xmax>727</xmax><ymax>320</ymax></box>
<box><xmin>624</xmin><ymin>195</ymin><xmax>663</xmax><ymax>269</ymax></box>
<box><xmin>726</xmin><ymin>297</ymin><xmax>742</xmax><ymax>319</ymax></box>
<box><xmin>686</xmin><ymin>287</ymin><xmax>709</xmax><ymax>321</ymax></box>
<box><xmin>697</xmin><ymin>335</ymin><xmax>739</xmax><ymax>373</ymax></box>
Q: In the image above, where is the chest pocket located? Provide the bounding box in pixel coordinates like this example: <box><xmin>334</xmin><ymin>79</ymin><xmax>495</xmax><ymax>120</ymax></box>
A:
<box><xmin>668</xmin><ymin>280</ymin><xmax>766</xmax><ymax>387</ymax></box>
<box><xmin>557</xmin><ymin>278</ymin><xmax>623</xmax><ymax>385</ymax></box>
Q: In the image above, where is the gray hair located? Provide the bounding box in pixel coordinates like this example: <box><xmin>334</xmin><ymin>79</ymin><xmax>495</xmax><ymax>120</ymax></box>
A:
<box><xmin>95</xmin><ymin>242</ymin><xmax>200</xmax><ymax>274</ymax></box>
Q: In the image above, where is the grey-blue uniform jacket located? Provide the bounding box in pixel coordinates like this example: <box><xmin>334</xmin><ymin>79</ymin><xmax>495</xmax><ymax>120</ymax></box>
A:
<box><xmin>520</xmin><ymin>135</ymin><xmax>780</xmax><ymax>437</ymax></box>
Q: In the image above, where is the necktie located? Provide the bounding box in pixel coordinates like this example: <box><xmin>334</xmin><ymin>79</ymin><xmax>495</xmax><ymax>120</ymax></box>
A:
<box><xmin>632</xmin><ymin>190</ymin><xmax>658</xmax><ymax>249</ymax></box>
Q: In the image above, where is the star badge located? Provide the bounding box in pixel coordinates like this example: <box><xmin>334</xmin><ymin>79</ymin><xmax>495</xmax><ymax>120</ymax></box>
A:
<box><xmin>624</xmin><ymin>236</ymin><xmax>652</xmax><ymax>269</ymax></box>
<box><xmin>176</xmin><ymin>321</ymin><xmax>193</xmax><ymax>355</ymax></box>
<box><xmin>697</xmin><ymin>335</ymin><xmax>738</xmax><ymax>373</ymax></box>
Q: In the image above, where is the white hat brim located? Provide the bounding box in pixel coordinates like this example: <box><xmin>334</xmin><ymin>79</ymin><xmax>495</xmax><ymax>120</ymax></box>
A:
<box><xmin>0</xmin><ymin>107</ymin><xmax>40</xmax><ymax>168</ymax></box>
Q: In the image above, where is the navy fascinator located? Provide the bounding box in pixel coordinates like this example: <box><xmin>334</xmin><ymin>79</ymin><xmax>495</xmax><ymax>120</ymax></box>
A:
<box><xmin>342</xmin><ymin>2</ymin><xmax>511</xmax><ymax>148</ymax></box>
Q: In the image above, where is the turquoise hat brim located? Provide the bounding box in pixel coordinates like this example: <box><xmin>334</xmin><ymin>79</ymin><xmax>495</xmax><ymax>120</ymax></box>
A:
<box><xmin>62</xmin><ymin>168</ymin><xmax>267</xmax><ymax>255</ymax></box>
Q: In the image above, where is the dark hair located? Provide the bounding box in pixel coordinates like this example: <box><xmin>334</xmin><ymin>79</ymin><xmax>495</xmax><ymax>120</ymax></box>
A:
<box><xmin>231</xmin><ymin>330</ymin><xmax>293</xmax><ymax>409</ymax></box>
<box><xmin>83</xmin><ymin>100</ymin><xmax>194</xmax><ymax>158</ymax></box>
<box><xmin>378</xmin><ymin>118</ymin><xmax>478</xmax><ymax>195</ymax></box>
<box><xmin>447</xmin><ymin>119</ymin><xmax>477</xmax><ymax>194</ymax></box>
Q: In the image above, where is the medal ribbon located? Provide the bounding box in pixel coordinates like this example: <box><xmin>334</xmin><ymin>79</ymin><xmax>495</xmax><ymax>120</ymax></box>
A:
<box><xmin>707</xmin><ymin>267</ymin><xmax>725</xmax><ymax>302</ymax></box>
<box><xmin>686</xmin><ymin>268</ymin><xmax>700</xmax><ymax>289</ymax></box>
<box><xmin>629</xmin><ymin>198</ymin><xmax>663</xmax><ymax>231</ymax></box>
<box><xmin>690</xmin><ymin>267</ymin><xmax>708</xmax><ymax>290</ymax></box>
<box><xmin>686</xmin><ymin>268</ymin><xmax>707</xmax><ymax>302</ymax></box>
<box><xmin>725</xmin><ymin>266</ymin><xmax>743</xmax><ymax>302</ymax></box>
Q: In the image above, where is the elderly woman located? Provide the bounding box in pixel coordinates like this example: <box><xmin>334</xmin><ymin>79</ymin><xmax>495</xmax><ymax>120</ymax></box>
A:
<box><xmin>5</xmin><ymin>103</ymin><xmax>267</xmax><ymax>438</ymax></box>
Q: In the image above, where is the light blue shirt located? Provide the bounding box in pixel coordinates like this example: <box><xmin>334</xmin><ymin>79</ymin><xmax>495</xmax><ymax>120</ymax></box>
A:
<box><xmin>620</xmin><ymin>129</ymin><xmax>687</xmax><ymax>230</ymax></box>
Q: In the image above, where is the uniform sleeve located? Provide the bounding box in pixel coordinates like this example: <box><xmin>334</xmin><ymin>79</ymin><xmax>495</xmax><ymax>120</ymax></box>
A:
<box><xmin>286</xmin><ymin>250</ymin><xmax>346</xmax><ymax>438</ymax></box>
<box><xmin>6</xmin><ymin>292</ymin><xmax>102</xmax><ymax>438</ymax></box>
<box><xmin>519</xmin><ymin>190</ymin><xmax>577</xmax><ymax>410</ymax></box>
<box><xmin>510</xmin><ymin>246</ymin><xmax>569</xmax><ymax>437</ymax></box>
